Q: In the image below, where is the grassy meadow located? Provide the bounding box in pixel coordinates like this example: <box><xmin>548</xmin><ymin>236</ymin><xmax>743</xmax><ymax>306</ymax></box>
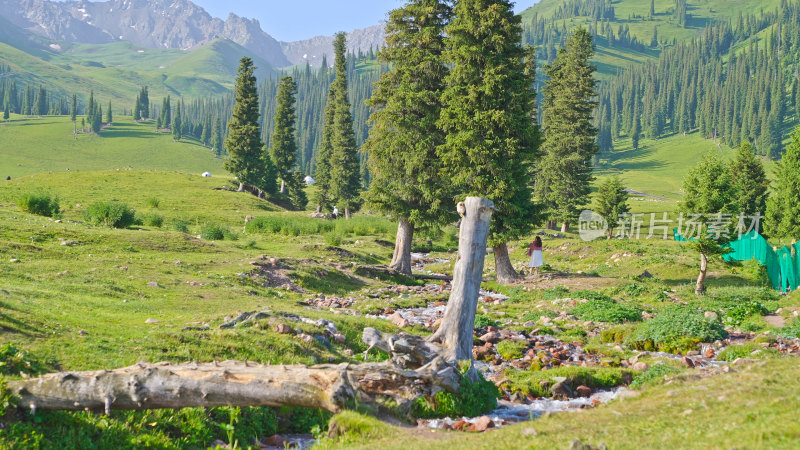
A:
<box><xmin>0</xmin><ymin>116</ymin><xmax>799</xmax><ymax>448</ymax></box>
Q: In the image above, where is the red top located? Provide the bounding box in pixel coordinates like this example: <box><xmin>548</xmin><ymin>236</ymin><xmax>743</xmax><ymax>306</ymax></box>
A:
<box><xmin>528</xmin><ymin>242</ymin><xmax>542</xmax><ymax>255</ymax></box>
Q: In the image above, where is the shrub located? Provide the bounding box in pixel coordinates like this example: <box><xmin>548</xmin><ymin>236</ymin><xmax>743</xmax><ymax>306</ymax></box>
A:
<box><xmin>496</xmin><ymin>340</ymin><xmax>528</xmax><ymax>360</ymax></box>
<box><xmin>522</xmin><ymin>310</ymin><xmax>558</xmax><ymax>322</ymax></box>
<box><xmin>171</xmin><ymin>218</ymin><xmax>190</xmax><ymax>233</ymax></box>
<box><xmin>600</xmin><ymin>325</ymin><xmax>637</xmax><ymax>344</ymax></box>
<box><xmin>325</xmin><ymin>231</ymin><xmax>343</xmax><ymax>246</ymax></box>
<box><xmin>571</xmin><ymin>296</ymin><xmax>641</xmax><ymax>323</ymax></box>
<box><xmin>84</xmin><ymin>202</ymin><xmax>137</xmax><ymax>228</ymax></box>
<box><xmin>16</xmin><ymin>192</ymin><xmax>60</xmax><ymax>217</ymax></box>
<box><xmin>411</xmin><ymin>366</ymin><xmax>499</xmax><ymax>418</ymax></box>
<box><xmin>201</xmin><ymin>223</ymin><xmax>237</xmax><ymax>241</ymax></box>
<box><xmin>626</xmin><ymin>307</ymin><xmax>728</xmax><ymax>353</ymax></box>
<box><xmin>722</xmin><ymin>300</ymin><xmax>769</xmax><ymax>328</ymax></box>
<box><xmin>146</xmin><ymin>197</ymin><xmax>160</xmax><ymax>208</ymax></box>
<box><xmin>0</xmin><ymin>343</ymin><xmax>44</xmax><ymax>376</ymax></box>
<box><xmin>630</xmin><ymin>364</ymin><xmax>681</xmax><ymax>389</ymax></box>
<box><xmin>142</xmin><ymin>213</ymin><xmax>164</xmax><ymax>227</ymax></box>
<box><xmin>474</xmin><ymin>314</ymin><xmax>498</xmax><ymax>328</ymax></box>
<box><xmin>0</xmin><ymin>376</ymin><xmax>18</xmax><ymax>418</ymax></box>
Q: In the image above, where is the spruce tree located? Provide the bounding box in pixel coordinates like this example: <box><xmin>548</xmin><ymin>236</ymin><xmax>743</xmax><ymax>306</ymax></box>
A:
<box><xmin>327</xmin><ymin>33</ymin><xmax>362</xmax><ymax>219</ymax></box>
<box><xmin>224</xmin><ymin>57</ymin><xmax>274</xmax><ymax>193</ymax></box>
<box><xmin>2</xmin><ymin>102</ymin><xmax>8</xmax><ymax>120</ymax></box>
<box><xmin>766</xmin><ymin>127</ymin><xmax>800</xmax><ymax>240</ymax></box>
<box><xmin>594</xmin><ymin>176</ymin><xmax>630</xmax><ymax>239</ymax></box>
<box><xmin>269</xmin><ymin>76</ymin><xmax>298</xmax><ymax>195</ymax></box>
<box><xmin>173</xmin><ymin>104</ymin><xmax>182</xmax><ymax>141</ymax></box>
<box><xmin>680</xmin><ymin>152</ymin><xmax>737</xmax><ymax>294</ymax></box>
<box><xmin>535</xmin><ymin>28</ymin><xmax>598</xmax><ymax>233</ymax></box>
<box><xmin>212</xmin><ymin>116</ymin><xmax>224</xmax><ymax>156</ymax></box>
<box><xmin>35</xmin><ymin>86</ymin><xmax>46</xmax><ymax>116</ymax></box>
<box><xmin>363</xmin><ymin>0</ymin><xmax>453</xmax><ymax>274</ymax></box>
<box><xmin>70</xmin><ymin>94</ymin><xmax>77</xmax><ymax>123</ymax></box>
<box><xmin>106</xmin><ymin>101</ymin><xmax>112</xmax><ymax>124</ymax></box>
<box><xmin>140</xmin><ymin>87</ymin><xmax>150</xmax><ymax>119</ymax></box>
<box><xmin>438</xmin><ymin>0</ymin><xmax>540</xmax><ymax>283</ymax></box>
<box><xmin>201</xmin><ymin>113</ymin><xmax>211</xmax><ymax>146</ymax></box>
<box><xmin>730</xmin><ymin>141</ymin><xmax>768</xmax><ymax>218</ymax></box>
<box><xmin>134</xmin><ymin>96</ymin><xmax>141</xmax><ymax>121</ymax></box>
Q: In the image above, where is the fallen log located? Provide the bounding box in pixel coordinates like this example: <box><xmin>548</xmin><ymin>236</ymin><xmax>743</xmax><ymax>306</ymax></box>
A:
<box><xmin>8</xmin><ymin>328</ymin><xmax>458</xmax><ymax>416</ymax></box>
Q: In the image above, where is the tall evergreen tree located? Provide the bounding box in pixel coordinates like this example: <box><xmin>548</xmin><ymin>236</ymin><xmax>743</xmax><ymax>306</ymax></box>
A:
<box><xmin>173</xmin><ymin>103</ymin><xmax>182</xmax><ymax>140</ymax></box>
<box><xmin>134</xmin><ymin>96</ymin><xmax>141</xmax><ymax>121</ymax></box>
<box><xmin>211</xmin><ymin>115</ymin><xmax>224</xmax><ymax>156</ymax></box>
<box><xmin>766</xmin><ymin>127</ymin><xmax>800</xmax><ymax>240</ymax></box>
<box><xmin>363</xmin><ymin>0</ymin><xmax>453</xmax><ymax>275</ymax></box>
<box><xmin>438</xmin><ymin>0</ymin><xmax>540</xmax><ymax>283</ymax></box>
<box><xmin>2</xmin><ymin>101</ymin><xmax>8</xmax><ymax>120</ymax></box>
<box><xmin>70</xmin><ymin>93</ymin><xmax>77</xmax><ymax>134</ymax></box>
<box><xmin>201</xmin><ymin>113</ymin><xmax>212</xmax><ymax>146</ymax></box>
<box><xmin>106</xmin><ymin>101</ymin><xmax>112</xmax><ymax>124</ymax></box>
<box><xmin>269</xmin><ymin>76</ymin><xmax>299</xmax><ymax>195</ymax></box>
<box><xmin>327</xmin><ymin>33</ymin><xmax>362</xmax><ymax>218</ymax></box>
<box><xmin>140</xmin><ymin>87</ymin><xmax>150</xmax><ymax>119</ymax></box>
<box><xmin>535</xmin><ymin>28</ymin><xmax>598</xmax><ymax>233</ymax></box>
<box><xmin>224</xmin><ymin>57</ymin><xmax>274</xmax><ymax>194</ymax></box>
<box><xmin>730</xmin><ymin>141</ymin><xmax>768</xmax><ymax>218</ymax></box>
<box><xmin>35</xmin><ymin>85</ymin><xmax>46</xmax><ymax>116</ymax></box>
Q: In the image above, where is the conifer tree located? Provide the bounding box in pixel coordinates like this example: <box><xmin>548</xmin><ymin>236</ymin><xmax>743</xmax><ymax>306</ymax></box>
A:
<box><xmin>173</xmin><ymin>104</ymin><xmax>182</xmax><ymax>140</ymax></box>
<box><xmin>363</xmin><ymin>0</ymin><xmax>453</xmax><ymax>275</ymax></box>
<box><xmin>201</xmin><ymin>113</ymin><xmax>211</xmax><ymax>146</ymax></box>
<box><xmin>438</xmin><ymin>0</ymin><xmax>540</xmax><ymax>283</ymax></box>
<box><xmin>140</xmin><ymin>87</ymin><xmax>150</xmax><ymax>119</ymax></box>
<box><xmin>212</xmin><ymin>115</ymin><xmax>224</xmax><ymax>156</ymax></box>
<box><xmin>730</xmin><ymin>141</ymin><xmax>768</xmax><ymax>218</ymax></box>
<box><xmin>70</xmin><ymin>94</ymin><xmax>77</xmax><ymax>133</ymax></box>
<box><xmin>312</xmin><ymin>89</ymin><xmax>335</xmax><ymax>212</ymax></box>
<box><xmin>766</xmin><ymin>127</ymin><xmax>800</xmax><ymax>240</ymax></box>
<box><xmin>327</xmin><ymin>33</ymin><xmax>362</xmax><ymax>219</ymax></box>
<box><xmin>134</xmin><ymin>96</ymin><xmax>141</xmax><ymax>121</ymax></box>
<box><xmin>106</xmin><ymin>101</ymin><xmax>112</xmax><ymax>124</ymax></box>
<box><xmin>269</xmin><ymin>76</ymin><xmax>298</xmax><ymax>195</ymax></box>
<box><xmin>2</xmin><ymin>102</ymin><xmax>8</xmax><ymax>120</ymax></box>
<box><xmin>594</xmin><ymin>176</ymin><xmax>629</xmax><ymax>239</ymax></box>
<box><xmin>535</xmin><ymin>28</ymin><xmax>598</xmax><ymax>234</ymax></box>
<box><xmin>224</xmin><ymin>57</ymin><xmax>274</xmax><ymax>194</ymax></box>
<box><xmin>3</xmin><ymin>87</ymin><xmax>12</xmax><ymax>117</ymax></box>
<box><xmin>35</xmin><ymin>86</ymin><xmax>46</xmax><ymax>116</ymax></box>
<box><xmin>681</xmin><ymin>152</ymin><xmax>737</xmax><ymax>294</ymax></box>
<box><xmin>631</xmin><ymin>102</ymin><xmax>641</xmax><ymax>150</ymax></box>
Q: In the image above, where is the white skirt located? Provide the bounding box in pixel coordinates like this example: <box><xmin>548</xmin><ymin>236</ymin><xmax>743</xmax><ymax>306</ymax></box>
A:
<box><xmin>529</xmin><ymin>250</ymin><xmax>543</xmax><ymax>268</ymax></box>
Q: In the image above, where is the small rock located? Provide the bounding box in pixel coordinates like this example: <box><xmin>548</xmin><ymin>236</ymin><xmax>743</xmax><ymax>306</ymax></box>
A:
<box><xmin>521</xmin><ymin>427</ymin><xmax>538</xmax><ymax>437</ymax></box>
<box><xmin>632</xmin><ymin>362</ymin><xmax>649</xmax><ymax>371</ymax></box>
<box><xmin>389</xmin><ymin>312</ymin><xmax>410</xmax><ymax>328</ymax></box>
<box><xmin>681</xmin><ymin>356</ymin><xmax>695</xmax><ymax>368</ymax></box>
<box><xmin>703</xmin><ymin>348</ymin><xmax>715</xmax><ymax>358</ymax></box>
<box><xmin>333</xmin><ymin>333</ymin><xmax>346</xmax><ymax>343</ymax></box>
<box><xmin>575</xmin><ymin>385</ymin><xmax>592</xmax><ymax>397</ymax></box>
<box><xmin>551</xmin><ymin>381</ymin><xmax>572</xmax><ymax>400</ymax></box>
<box><xmin>470</xmin><ymin>416</ymin><xmax>494</xmax><ymax>432</ymax></box>
<box><xmin>479</xmin><ymin>332</ymin><xmax>501</xmax><ymax>344</ymax></box>
<box><xmin>274</xmin><ymin>324</ymin><xmax>294</xmax><ymax>335</ymax></box>
<box><xmin>9</xmin><ymin>258</ymin><xmax>19</xmax><ymax>263</ymax></box>
<box><xmin>147</xmin><ymin>281</ymin><xmax>160</xmax><ymax>288</ymax></box>
<box><xmin>264</xmin><ymin>434</ymin><xmax>287</xmax><ymax>447</ymax></box>
<box><xmin>145</xmin><ymin>318</ymin><xmax>158</xmax><ymax>324</ymax></box>
<box><xmin>343</xmin><ymin>349</ymin><xmax>354</xmax><ymax>357</ymax></box>
<box><xmin>641</xmin><ymin>311</ymin><xmax>653</xmax><ymax>319</ymax></box>
<box><xmin>452</xmin><ymin>420</ymin><xmax>469</xmax><ymax>431</ymax></box>
<box><xmin>78</xmin><ymin>330</ymin><xmax>87</xmax><ymax>336</ymax></box>
<box><xmin>686</xmin><ymin>350</ymin><xmax>700</xmax><ymax>357</ymax></box>
<box><xmin>704</xmin><ymin>311</ymin><xmax>719</xmax><ymax>320</ymax></box>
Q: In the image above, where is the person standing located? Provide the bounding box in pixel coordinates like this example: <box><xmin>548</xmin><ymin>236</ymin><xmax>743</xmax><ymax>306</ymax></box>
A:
<box><xmin>332</xmin><ymin>206</ymin><xmax>339</xmax><ymax>219</ymax></box>
<box><xmin>528</xmin><ymin>236</ymin><xmax>543</xmax><ymax>276</ymax></box>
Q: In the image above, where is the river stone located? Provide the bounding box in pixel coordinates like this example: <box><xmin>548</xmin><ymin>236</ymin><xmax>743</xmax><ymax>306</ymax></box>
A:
<box><xmin>704</xmin><ymin>311</ymin><xmax>719</xmax><ymax>319</ymax></box>
<box><xmin>551</xmin><ymin>380</ymin><xmax>572</xmax><ymax>400</ymax></box>
<box><xmin>632</xmin><ymin>362</ymin><xmax>649</xmax><ymax>371</ymax></box>
<box><xmin>575</xmin><ymin>385</ymin><xmax>592</xmax><ymax>397</ymax></box>
<box><xmin>145</xmin><ymin>318</ymin><xmax>158</xmax><ymax>324</ymax></box>
<box><xmin>470</xmin><ymin>416</ymin><xmax>494</xmax><ymax>432</ymax></box>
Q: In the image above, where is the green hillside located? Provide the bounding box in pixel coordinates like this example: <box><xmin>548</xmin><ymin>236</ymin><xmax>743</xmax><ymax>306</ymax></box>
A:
<box><xmin>520</xmin><ymin>0</ymin><xmax>782</xmax><ymax>78</ymax></box>
<box><xmin>0</xmin><ymin>115</ymin><xmax>223</xmax><ymax>178</ymax></box>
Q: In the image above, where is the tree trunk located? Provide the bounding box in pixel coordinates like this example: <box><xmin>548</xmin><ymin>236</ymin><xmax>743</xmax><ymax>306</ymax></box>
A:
<box><xmin>280</xmin><ymin>179</ymin><xmax>286</xmax><ymax>194</ymax></box>
<box><xmin>389</xmin><ymin>218</ymin><xmax>414</xmax><ymax>275</ymax></box>
<box><xmin>237</xmin><ymin>182</ymin><xmax>244</xmax><ymax>192</ymax></box>
<box><xmin>8</xmin><ymin>328</ymin><xmax>460</xmax><ymax>417</ymax></box>
<box><xmin>695</xmin><ymin>253</ymin><xmax>708</xmax><ymax>295</ymax></box>
<box><xmin>429</xmin><ymin>197</ymin><xmax>494</xmax><ymax>381</ymax></box>
<box><xmin>561</xmin><ymin>222</ymin><xmax>569</xmax><ymax>233</ymax></box>
<box><xmin>546</xmin><ymin>220</ymin><xmax>556</xmax><ymax>230</ymax></box>
<box><xmin>316</xmin><ymin>205</ymin><xmax>322</xmax><ymax>214</ymax></box>
<box><xmin>345</xmin><ymin>208</ymin><xmax>351</xmax><ymax>220</ymax></box>
<box><xmin>493</xmin><ymin>243</ymin><xmax>521</xmax><ymax>284</ymax></box>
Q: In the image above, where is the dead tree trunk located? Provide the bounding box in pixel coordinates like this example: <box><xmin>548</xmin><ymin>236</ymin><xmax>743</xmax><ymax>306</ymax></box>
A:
<box><xmin>8</xmin><ymin>329</ymin><xmax>459</xmax><ymax>417</ymax></box>
<box><xmin>280</xmin><ymin>179</ymin><xmax>286</xmax><ymax>195</ymax></box>
<box><xmin>493</xmin><ymin>243</ymin><xmax>521</xmax><ymax>284</ymax></box>
<box><xmin>237</xmin><ymin>182</ymin><xmax>244</xmax><ymax>192</ymax></box>
<box><xmin>695</xmin><ymin>253</ymin><xmax>708</xmax><ymax>295</ymax></box>
<box><xmin>561</xmin><ymin>222</ymin><xmax>570</xmax><ymax>233</ymax></box>
<box><xmin>389</xmin><ymin>218</ymin><xmax>414</xmax><ymax>275</ymax></box>
<box><xmin>429</xmin><ymin>197</ymin><xmax>494</xmax><ymax>381</ymax></box>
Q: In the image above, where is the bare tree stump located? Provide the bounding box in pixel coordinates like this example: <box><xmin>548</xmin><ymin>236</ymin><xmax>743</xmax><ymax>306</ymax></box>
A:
<box><xmin>429</xmin><ymin>197</ymin><xmax>494</xmax><ymax>380</ymax></box>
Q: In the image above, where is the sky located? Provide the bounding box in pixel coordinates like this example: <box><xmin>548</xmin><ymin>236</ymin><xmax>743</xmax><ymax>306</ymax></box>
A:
<box><xmin>192</xmin><ymin>0</ymin><xmax>541</xmax><ymax>42</ymax></box>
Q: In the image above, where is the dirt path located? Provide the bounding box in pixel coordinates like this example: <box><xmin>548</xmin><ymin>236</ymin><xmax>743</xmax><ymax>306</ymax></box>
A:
<box><xmin>516</xmin><ymin>272</ymin><xmax>618</xmax><ymax>291</ymax></box>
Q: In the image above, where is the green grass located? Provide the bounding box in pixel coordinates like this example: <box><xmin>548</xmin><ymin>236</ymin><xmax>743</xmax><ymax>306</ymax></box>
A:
<box><xmin>0</xmin><ymin>115</ymin><xmax>223</xmax><ymax>178</ymax></box>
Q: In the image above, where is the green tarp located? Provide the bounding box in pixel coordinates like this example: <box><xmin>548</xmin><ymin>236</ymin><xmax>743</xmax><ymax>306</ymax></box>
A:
<box><xmin>675</xmin><ymin>229</ymin><xmax>791</xmax><ymax>291</ymax></box>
